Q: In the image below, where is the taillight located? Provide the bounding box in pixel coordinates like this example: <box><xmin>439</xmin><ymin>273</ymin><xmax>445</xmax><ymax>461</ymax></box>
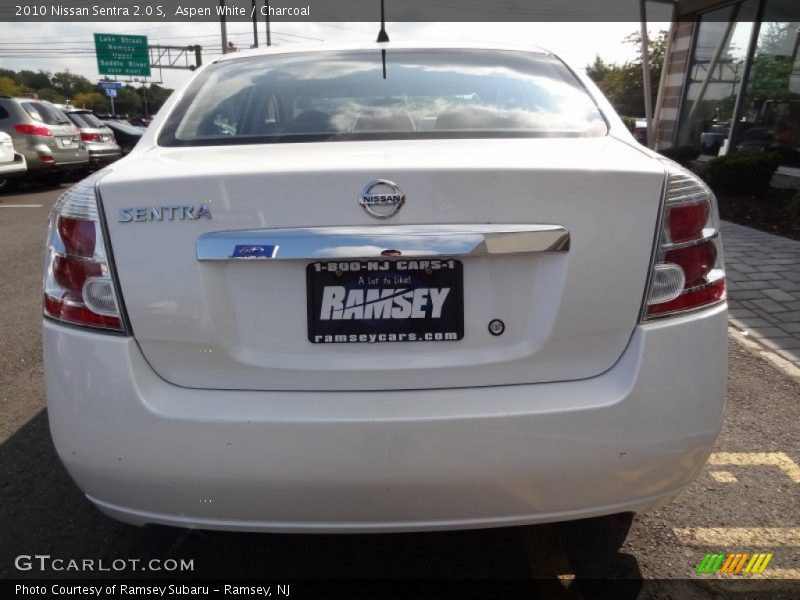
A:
<box><xmin>14</xmin><ymin>123</ymin><xmax>52</xmax><ymax>136</ymax></box>
<box><xmin>43</xmin><ymin>171</ymin><xmax>126</xmax><ymax>332</ymax></box>
<box><xmin>642</xmin><ymin>161</ymin><xmax>726</xmax><ymax>320</ymax></box>
<box><xmin>80</xmin><ymin>132</ymin><xmax>102</xmax><ymax>143</ymax></box>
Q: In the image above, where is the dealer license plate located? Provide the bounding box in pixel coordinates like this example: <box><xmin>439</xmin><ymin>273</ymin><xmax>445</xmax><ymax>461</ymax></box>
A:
<box><xmin>307</xmin><ymin>259</ymin><xmax>464</xmax><ymax>343</ymax></box>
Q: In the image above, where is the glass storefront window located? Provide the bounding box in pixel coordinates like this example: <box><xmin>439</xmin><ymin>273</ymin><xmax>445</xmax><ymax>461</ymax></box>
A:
<box><xmin>676</xmin><ymin>0</ymin><xmax>757</xmax><ymax>155</ymax></box>
<box><xmin>736</xmin><ymin>2</ymin><xmax>800</xmax><ymax>166</ymax></box>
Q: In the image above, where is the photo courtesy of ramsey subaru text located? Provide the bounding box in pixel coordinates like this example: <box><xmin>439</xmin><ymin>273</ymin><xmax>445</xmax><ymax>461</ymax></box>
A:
<box><xmin>42</xmin><ymin>42</ymin><xmax>727</xmax><ymax>533</ymax></box>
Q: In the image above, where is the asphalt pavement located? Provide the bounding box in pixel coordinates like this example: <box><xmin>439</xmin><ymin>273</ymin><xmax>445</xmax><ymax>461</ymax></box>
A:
<box><xmin>1</xmin><ymin>184</ymin><xmax>798</xmax><ymax>598</ymax></box>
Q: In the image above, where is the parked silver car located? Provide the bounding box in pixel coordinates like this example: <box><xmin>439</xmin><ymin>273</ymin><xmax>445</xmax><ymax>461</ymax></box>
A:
<box><xmin>0</xmin><ymin>97</ymin><xmax>88</xmax><ymax>188</ymax></box>
<box><xmin>0</xmin><ymin>131</ymin><xmax>27</xmax><ymax>192</ymax></box>
<box><xmin>65</xmin><ymin>109</ymin><xmax>121</xmax><ymax>170</ymax></box>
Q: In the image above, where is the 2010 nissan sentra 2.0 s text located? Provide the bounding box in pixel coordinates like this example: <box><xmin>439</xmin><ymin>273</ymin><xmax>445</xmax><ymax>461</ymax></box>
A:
<box><xmin>42</xmin><ymin>42</ymin><xmax>727</xmax><ymax>533</ymax></box>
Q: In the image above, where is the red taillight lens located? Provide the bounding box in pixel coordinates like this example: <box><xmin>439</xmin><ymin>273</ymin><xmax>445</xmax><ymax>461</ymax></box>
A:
<box><xmin>80</xmin><ymin>132</ymin><xmax>102</xmax><ymax>143</ymax></box>
<box><xmin>57</xmin><ymin>216</ymin><xmax>97</xmax><ymax>257</ymax></box>
<box><xmin>667</xmin><ymin>202</ymin><xmax>709</xmax><ymax>243</ymax></box>
<box><xmin>665</xmin><ymin>241</ymin><xmax>717</xmax><ymax>288</ymax></box>
<box><xmin>643</xmin><ymin>163</ymin><xmax>726</xmax><ymax>320</ymax></box>
<box><xmin>44</xmin><ymin>295</ymin><xmax>122</xmax><ymax>329</ymax></box>
<box><xmin>14</xmin><ymin>123</ymin><xmax>53</xmax><ymax>136</ymax></box>
<box><xmin>646</xmin><ymin>279</ymin><xmax>726</xmax><ymax>317</ymax></box>
<box><xmin>43</xmin><ymin>172</ymin><xmax>125</xmax><ymax>333</ymax></box>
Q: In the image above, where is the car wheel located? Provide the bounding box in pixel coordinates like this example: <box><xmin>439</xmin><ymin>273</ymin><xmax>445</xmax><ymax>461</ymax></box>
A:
<box><xmin>0</xmin><ymin>178</ymin><xmax>20</xmax><ymax>193</ymax></box>
<box><xmin>41</xmin><ymin>172</ymin><xmax>66</xmax><ymax>187</ymax></box>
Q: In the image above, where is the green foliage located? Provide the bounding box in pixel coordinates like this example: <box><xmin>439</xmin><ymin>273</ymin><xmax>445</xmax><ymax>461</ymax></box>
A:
<box><xmin>0</xmin><ymin>67</ymin><xmax>174</xmax><ymax>115</ymax></box>
<box><xmin>73</xmin><ymin>92</ymin><xmax>108</xmax><ymax>113</ymax></box>
<box><xmin>114</xmin><ymin>86</ymin><xmax>143</xmax><ymax>116</ymax></box>
<box><xmin>36</xmin><ymin>88</ymin><xmax>65</xmax><ymax>104</ymax></box>
<box><xmin>706</xmin><ymin>151</ymin><xmax>781</xmax><ymax>195</ymax></box>
<box><xmin>690</xmin><ymin>162</ymin><xmax>710</xmax><ymax>183</ymax></box>
<box><xmin>17</xmin><ymin>69</ymin><xmax>52</xmax><ymax>91</ymax></box>
<box><xmin>749</xmin><ymin>53</ymin><xmax>794</xmax><ymax>100</ymax></box>
<box><xmin>787</xmin><ymin>192</ymin><xmax>800</xmax><ymax>218</ymax></box>
<box><xmin>0</xmin><ymin>76</ymin><xmax>22</xmax><ymax>96</ymax></box>
<box><xmin>619</xmin><ymin>116</ymin><xmax>636</xmax><ymax>132</ymax></box>
<box><xmin>658</xmin><ymin>145</ymin><xmax>700</xmax><ymax>166</ymax></box>
<box><xmin>586</xmin><ymin>30</ymin><xmax>668</xmax><ymax>118</ymax></box>
<box><xmin>50</xmin><ymin>70</ymin><xmax>94</xmax><ymax>98</ymax></box>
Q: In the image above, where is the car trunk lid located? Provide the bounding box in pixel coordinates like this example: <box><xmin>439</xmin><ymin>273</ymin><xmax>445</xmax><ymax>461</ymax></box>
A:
<box><xmin>100</xmin><ymin>136</ymin><xmax>664</xmax><ymax>391</ymax></box>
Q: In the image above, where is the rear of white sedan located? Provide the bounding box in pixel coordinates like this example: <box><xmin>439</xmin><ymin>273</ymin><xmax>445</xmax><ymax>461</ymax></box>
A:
<box><xmin>42</xmin><ymin>43</ymin><xmax>727</xmax><ymax>532</ymax></box>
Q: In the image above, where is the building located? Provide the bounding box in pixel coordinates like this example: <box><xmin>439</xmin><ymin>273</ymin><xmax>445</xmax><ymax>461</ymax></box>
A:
<box><xmin>654</xmin><ymin>0</ymin><xmax>800</xmax><ymax>181</ymax></box>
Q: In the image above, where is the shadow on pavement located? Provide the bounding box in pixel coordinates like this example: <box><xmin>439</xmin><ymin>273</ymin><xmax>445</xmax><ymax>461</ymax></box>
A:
<box><xmin>0</xmin><ymin>409</ymin><xmax>642</xmax><ymax>596</ymax></box>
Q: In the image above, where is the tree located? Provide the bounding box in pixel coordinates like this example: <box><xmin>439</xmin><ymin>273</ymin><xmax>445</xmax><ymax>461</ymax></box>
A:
<box><xmin>114</xmin><ymin>86</ymin><xmax>142</xmax><ymax>116</ymax></box>
<box><xmin>585</xmin><ymin>29</ymin><xmax>669</xmax><ymax>118</ymax></box>
<box><xmin>36</xmin><ymin>88</ymin><xmax>66</xmax><ymax>104</ymax></box>
<box><xmin>50</xmin><ymin>70</ymin><xmax>94</xmax><ymax>99</ymax></box>
<box><xmin>73</xmin><ymin>91</ymin><xmax>108</xmax><ymax>113</ymax></box>
<box><xmin>17</xmin><ymin>70</ymin><xmax>52</xmax><ymax>91</ymax></box>
<box><xmin>586</xmin><ymin>55</ymin><xmax>613</xmax><ymax>84</ymax></box>
<box><xmin>144</xmin><ymin>83</ymin><xmax>173</xmax><ymax>114</ymax></box>
<box><xmin>0</xmin><ymin>76</ymin><xmax>22</xmax><ymax>97</ymax></box>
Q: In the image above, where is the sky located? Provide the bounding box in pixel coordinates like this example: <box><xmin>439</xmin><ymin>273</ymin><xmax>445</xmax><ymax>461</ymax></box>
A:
<box><xmin>0</xmin><ymin>19</ymin><xmax>672</xmax><ymax>90</ymax></box>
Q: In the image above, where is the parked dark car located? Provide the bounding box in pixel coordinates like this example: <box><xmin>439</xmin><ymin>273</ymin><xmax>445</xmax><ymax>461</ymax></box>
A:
<box><xmin>99</xmin><ymin>118</ymin><xmax>143</xmax><ymax>155</ymax></box>
<box><xmin>633</xmin><ymin>119</ymin><xmax>647</xmax><ymax>145</ymax></box>
<box><xmin>65</xmin><ymin>110</ymin><xmax>121</xmax><ymax>169</ymax></box>
<box><xmin>700</xmin><ymin>124</ymin><xmax>729</xmax><ymax>156</ymax></box>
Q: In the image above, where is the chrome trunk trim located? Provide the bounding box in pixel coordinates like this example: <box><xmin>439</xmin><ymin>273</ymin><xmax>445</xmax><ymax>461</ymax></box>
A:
<box><xmin>197</xmin><ymin>224</ymin><xmax>569</xmax><ymax>261</ymax></box>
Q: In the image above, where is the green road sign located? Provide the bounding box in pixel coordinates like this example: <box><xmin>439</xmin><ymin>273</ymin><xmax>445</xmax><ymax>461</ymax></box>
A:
<box><xmin>94</xmin><ymin>33</ymin><xmax>150</xmax><ymax>77</ymax></box>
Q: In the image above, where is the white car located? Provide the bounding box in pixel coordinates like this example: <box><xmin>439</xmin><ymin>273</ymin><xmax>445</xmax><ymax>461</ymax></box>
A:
<box><xmin>0</xmin><ymin>131</ymin><xmax>27</xmax><ymax>191</ymax></box>
<box><xmin>43</xmin><ymin>42</ymin><xmax>727</xmax><ymax>533</ymax></box>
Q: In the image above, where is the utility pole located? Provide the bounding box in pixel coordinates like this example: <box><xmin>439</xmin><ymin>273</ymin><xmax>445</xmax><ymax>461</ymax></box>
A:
<box><xmin>264</xmin><ymin>0</ymin><xmax>271</xmax><ymax>46</ymax></box>
<box><xmin>251</xmin><ymin>0</ymin><xmax>258</xmax><ymax>47</ymax></box>
<box><xmin>219</xmin><ymin>0</ymin><xmax>228</xmax><ymax>53</ymax></box>
<box><xmin>638</xmin><ymin>0</ymin><xmax>653</xmax><ymax>148</ymax></box>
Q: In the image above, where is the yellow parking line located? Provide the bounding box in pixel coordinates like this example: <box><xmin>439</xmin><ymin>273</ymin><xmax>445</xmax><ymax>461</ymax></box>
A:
<box><xmin>673</xmin><ymin>527</ymin><xmax>800</xmax><ymax>547</ymax></box>
<box><xmin>708</xmin><ymin>452</ymin><xmax>800</xmax><ymax>483</ymax></box>
<box><xmin>709</xmin><ymin>470</ymin><xmax>738</xmax><ymax>483</ymax></box>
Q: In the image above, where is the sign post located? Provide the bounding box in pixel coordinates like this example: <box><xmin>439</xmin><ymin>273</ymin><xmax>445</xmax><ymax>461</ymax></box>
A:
<box><xmin>105</xmin><ymin>87</ymin><xmax>117</xmax><ymax>114</ymax></box>
<box><xmin>94</xmin><ymin>33</ymin><xmax>151</xmax><ymax>77</ymax></box>
<box><xmin>98</xmin><ymin>81</ymin><xmax>122</xmax><ymax>115</ymax></box>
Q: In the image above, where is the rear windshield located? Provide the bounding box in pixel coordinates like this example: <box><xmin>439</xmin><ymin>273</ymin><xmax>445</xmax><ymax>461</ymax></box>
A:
<box><xmin>68</xmin><ymin>112</ymin><xmax>106</xmax><ymax>128</ymax></box>
<box><xmin>21</xmin><ymin>102</ymin><xmax>71</xmax><ymax>126</ymax></box>
<box><xmin>159</xmin><ymin>49</ymin><xmax>607</xmax><ymax>146</ymax></box>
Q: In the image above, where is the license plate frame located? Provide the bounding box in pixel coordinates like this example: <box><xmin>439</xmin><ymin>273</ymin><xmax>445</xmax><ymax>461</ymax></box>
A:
<box><xmin>306</xmin><ymin>259</ymin><xmax>464</xmax><ymax>344</ymax></box>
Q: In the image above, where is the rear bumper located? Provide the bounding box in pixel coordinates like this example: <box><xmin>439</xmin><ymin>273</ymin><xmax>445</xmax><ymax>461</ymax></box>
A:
<box><xmin>87</xmin><ymin>146</ymin><xmax>122</xmax><ymax>165</ymax></box>
<box><xmin>0</xmin><ymin>153</ymin><xmax>26</xmax><ymax>178</ymax></box>
<box><xmin>43</xmin><ymin>303</ymin><xmax>727</xmax><ymax>532</ymax></box>
<box><xmin>19</xmin><ymin>144</ymin><xmax>88</xmax><ymax>173</ymax></box>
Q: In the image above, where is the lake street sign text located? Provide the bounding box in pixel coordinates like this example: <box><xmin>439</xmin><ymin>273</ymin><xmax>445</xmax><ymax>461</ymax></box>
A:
<box><xmin>94</xmin><ymin>33</ymin><xmax>150</xmax><ymax>77</ymax></box>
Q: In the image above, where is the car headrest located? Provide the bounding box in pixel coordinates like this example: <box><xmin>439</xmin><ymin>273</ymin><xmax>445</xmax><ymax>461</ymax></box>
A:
<box><xmin>352</xmin><ymin>108</ymin><xmax>415</xmax><ymax>133</ymax></box>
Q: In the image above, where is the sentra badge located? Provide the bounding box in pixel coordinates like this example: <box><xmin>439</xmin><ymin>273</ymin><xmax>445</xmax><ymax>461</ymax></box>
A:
<box><xmin>118</xmin><ymin>204</ymin><xmax>211</xmax><ymax>223</ymax></box>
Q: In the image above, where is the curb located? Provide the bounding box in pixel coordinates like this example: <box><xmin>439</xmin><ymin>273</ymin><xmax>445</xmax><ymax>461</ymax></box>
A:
<box><xmin>728</xmin><ymin>326</ymin><xmax>800</xmax><ymax>382</ymax></box>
